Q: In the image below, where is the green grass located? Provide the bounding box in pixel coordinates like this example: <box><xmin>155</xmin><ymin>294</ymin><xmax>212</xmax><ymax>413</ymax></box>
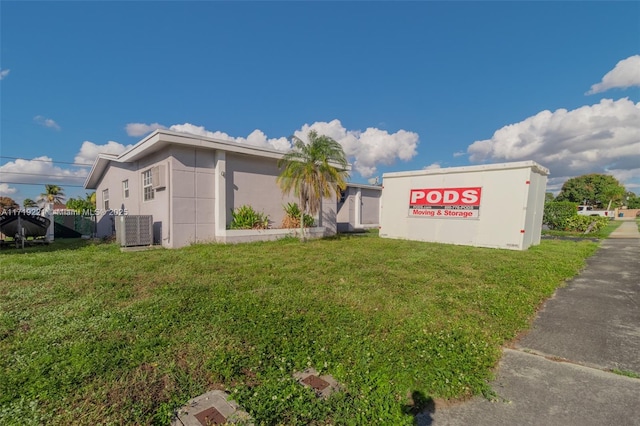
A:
<box><xmin>610</xmin><ymin>369</ymin><xmax>640</xmax><ymax>379</ymax></box>
<box><xmin>0</xmin><ymin>235</ymin><xmax>599</xmax><ymax>425</ymax></box>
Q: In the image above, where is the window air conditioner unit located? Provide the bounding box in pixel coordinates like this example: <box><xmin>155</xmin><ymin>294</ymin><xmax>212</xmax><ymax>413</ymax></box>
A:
<box><xmin>115</xmin><ymin>215</ymin><xmax>153</xmax><ymax>247</ymax></box>
<box><xmin>151</xmin><ymin>165</ymin><xmax>166</xmax><ymax>190</ymax></box>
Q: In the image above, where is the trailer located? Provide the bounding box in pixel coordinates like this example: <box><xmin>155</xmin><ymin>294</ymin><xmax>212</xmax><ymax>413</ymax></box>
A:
<box><xmin>379</xmin><ymin>161</ymin><xmax>549</xmax><ymax>251</ymax></box>
<box><xmin>0</xmin><ymin>211</ymin><xmax>51</xmax><ymax>248</ymax></box>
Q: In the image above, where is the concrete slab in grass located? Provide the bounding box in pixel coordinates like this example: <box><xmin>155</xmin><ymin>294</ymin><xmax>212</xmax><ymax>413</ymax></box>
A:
<box><xmin>293</xmin><ymin>368</ymin><xmax>341</xmax><ymax>399</ymax></box>
<box><xmin>171</xmin><ymin>390</ymin><xmax>253</xmax><ymax>426</ymax></box>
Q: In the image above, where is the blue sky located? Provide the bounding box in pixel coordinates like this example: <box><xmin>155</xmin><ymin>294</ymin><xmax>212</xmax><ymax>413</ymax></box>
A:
<box><xmin>1</xmin><ymin>1</ymin><xmax>639</xmax><ymax>206</ymax></box>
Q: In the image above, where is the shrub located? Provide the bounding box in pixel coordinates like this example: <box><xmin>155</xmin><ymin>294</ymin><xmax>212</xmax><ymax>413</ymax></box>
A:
<box><xmin>229</xmin><ymin>205</ymin><xmax>270</xmax><ymax>229</ymax></box>
<box><xmin>543</xmin><ymin>201</ymin><xmax>577</xmax><ymax>230</ymax></box>
<box><xmin>281</xmin><ymin>202</ymin><xmax>314</xmax><ymax>229</ymax></box>
<box><xmin>564</xmin><ymin>215</ymin><xmax>609</xmax><ymax>233</ymax></box>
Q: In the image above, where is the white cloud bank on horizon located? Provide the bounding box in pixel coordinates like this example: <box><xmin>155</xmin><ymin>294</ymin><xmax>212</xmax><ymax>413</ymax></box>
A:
<box><xmin>74</xmin><ymin>141</ymin><xmax>134</xmax><ymax>165</ymax></box>
<box><xmin>34</xmin><ymin>115</ymin><xmax>61</xmax><ymax>131</ymax></box>
<box><xmin>0</xmin><ymin>69</ymin><xmax>10</xmax><ymax>80</ymax></box>
<box><xmin>467</xmin><ymin>98</ymin><xmax>640</xmax><ymax>190</ymax></box>
<box><xmin>587</xmin><ymin>55</ymin><xmax>640</xmax><ymax>95</ymax></box>
<box><xmin>126</xmin><ymin>120</ymin><xmax>420</xmax><ymax>178</ymax></box>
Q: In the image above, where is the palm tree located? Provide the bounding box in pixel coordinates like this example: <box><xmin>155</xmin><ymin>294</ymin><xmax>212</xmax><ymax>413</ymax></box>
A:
<box><xmin>277</xmin><ymin>130</ymin><xmax>349</xmax><ymax>240</ymax></box>
<box><xmin>23</xmin><ymin>198</ymin><xmax>38</xmax><ymax>208</ymax></box>
<box><xmin>38</xmin><ymin>184</ymin><xmax>65</xmax><ymax>208</ymax></box>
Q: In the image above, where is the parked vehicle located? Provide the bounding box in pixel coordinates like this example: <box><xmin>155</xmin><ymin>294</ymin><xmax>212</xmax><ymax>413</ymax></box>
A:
<box><xmin>577</xmin><ymin>205</ymin><xmax>615</xmax><ymax>218</ymax></box>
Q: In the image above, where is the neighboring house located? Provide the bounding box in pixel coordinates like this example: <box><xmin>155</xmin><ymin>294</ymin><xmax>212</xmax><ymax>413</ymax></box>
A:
<box><xmin>84</xmin><ymin>130</ymin><xmax>343</xmax><ymax>248</ymax></box>
<box><xmin>337</xmin><ymin>183</ymin><xmax>382</xmax><ymax>232</ymax></box>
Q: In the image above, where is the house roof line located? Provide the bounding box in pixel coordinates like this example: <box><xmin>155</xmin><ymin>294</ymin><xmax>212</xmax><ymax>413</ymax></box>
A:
<box><xmin>84</xmin><ymin>129</ymin><xmax>352</xmax><ymax>189</ymax></box>
<box><xmin>345</xmin><ymin>183</ymin><xmax>383</xmax><ymax>190</ymax></box>
<box><xmin>121</xmin><ymin>129</ymin><xmax>293</xmax><ymax>163</ymax></box>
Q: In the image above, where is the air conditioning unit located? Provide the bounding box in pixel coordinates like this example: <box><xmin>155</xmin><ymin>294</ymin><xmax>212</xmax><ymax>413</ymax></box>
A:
<box><xmin>151</xmin><ymin>165</ymin><xmax>166</xmax><ymax>190</ymax></box>
<box><xmin>115</xmin><ymin>215</ymin><xmax>153</xmax><ymax>247</ymax></box>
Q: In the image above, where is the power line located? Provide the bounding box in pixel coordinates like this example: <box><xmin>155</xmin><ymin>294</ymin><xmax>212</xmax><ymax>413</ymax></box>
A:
<box><xmin>0</xmin><ymin>156</ymin><xmax>93</xmax><ymax>167</ymax></box>
<box><xmin>0</xmin><ymin>181</ymin><xmax>86</xmax><ymax>188</ymax></box>
<box><xmin>0</xmin><ymin>171</ymin><xmax>86</xmax><ymax>179</ymax></box>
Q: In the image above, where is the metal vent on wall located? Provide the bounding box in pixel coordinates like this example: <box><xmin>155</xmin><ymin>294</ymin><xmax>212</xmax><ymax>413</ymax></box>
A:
<box><xmin>115</xmin><ymin>215</ymin><xmax>153</xmax><ymax>247</ymax></box>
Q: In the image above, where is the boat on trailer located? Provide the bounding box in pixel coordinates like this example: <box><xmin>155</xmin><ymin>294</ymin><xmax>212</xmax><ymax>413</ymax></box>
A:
<box><xmin>0</xmin><ymin>211</ymin><xmax>51</xmax><ymax>247</ymax></box>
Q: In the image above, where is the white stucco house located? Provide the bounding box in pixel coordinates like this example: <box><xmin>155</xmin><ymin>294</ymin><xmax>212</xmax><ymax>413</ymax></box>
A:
<box><xmin>336</xmin><ymin>183</ymin><xmax>382</xmax><ymax>232</ymax></box>
<box><xmin>84</xmin><ymin>129</ymin><xmax>350</xmax><ymax>248</ymax></box>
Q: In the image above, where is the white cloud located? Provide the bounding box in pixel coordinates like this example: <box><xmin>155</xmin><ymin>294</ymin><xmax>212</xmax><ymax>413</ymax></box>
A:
<box><xmin>169</xmin><ymin>123</ymin><xmax>232</xmax><ymax>140</ymax></box>
<box><xmin>125</xmin><ymin>122</ymin><xmax>167</xmax><ymax>137</ymax></box>
<box><xmin>34</xmin><ymin>115</ymin><xmax>61</xmax><ymax>131</ymax></box>
<box><xmin>292</xmin><ymin>120</ymin><xmax>419</xmax><ymax>177</ymax></box>
<box><xmin>423</xmin><ymin>163</ymin><xmax>441</xmax><ymax>170</ymax></box>
<box><xmin>0</xmin><ymin>69</ymin><xmax>9</xmax><ymax>80</ymax></box>
<box><xmin>165</xmin><ymin>119</ymin><xmax>419</xmax><ymax>178</ymax></box>
<box><xmin>467</xmin><ymin>98</ymin><xmax>640</xmax><ymax>187</ymax></box>
<box><xmin>587</xmin><ymin>55</ymin><xmax>640</xmax><ymax>95</ymax></box>
<box><xmin>0</xmin><ymin>156</ymin><xmax>88</xmax><ymax>186</ymax></box>
<box><xmin>0</xmin><ymin>183</ymin><xmax>18</xmax><ymax>195</ymax></box>
<box><xmin>74</xmin><ymin>141</ymin><xmax>133</xmax><ymax>165</ymax></box>
<box><xmin>168</xmin><ymin>123</ymin><xmax>292</xmax><ymax>151</ymax></box>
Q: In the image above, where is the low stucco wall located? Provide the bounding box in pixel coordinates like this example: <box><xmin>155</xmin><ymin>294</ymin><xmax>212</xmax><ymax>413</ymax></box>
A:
<box><xmin>615</xmin><ymin>208</ymin><xmax>640</xmax><ymax>218</ymax></box>
<box><xmin>215</xmin><ymin>227</ymin><xmax>329</xmax><ymax>244</ymax></box>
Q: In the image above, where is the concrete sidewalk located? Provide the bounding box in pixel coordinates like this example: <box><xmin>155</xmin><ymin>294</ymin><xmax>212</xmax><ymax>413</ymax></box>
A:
<box><xmin>427</xmin><ymin>220</ymin><xmax>640</xmax><ymax>426</ymax></box>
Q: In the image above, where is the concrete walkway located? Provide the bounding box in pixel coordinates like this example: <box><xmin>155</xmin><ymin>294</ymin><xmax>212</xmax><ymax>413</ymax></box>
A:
<box><xmin>426</xmin><ymin>220</ymin><xmax>640</xmax><ymax>426</ymax></box>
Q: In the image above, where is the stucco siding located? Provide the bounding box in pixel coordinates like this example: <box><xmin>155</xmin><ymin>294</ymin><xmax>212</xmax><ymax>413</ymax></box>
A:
<box><xmin>87</xmin><ymin>130</ymin><xmax>344</xmax><ymax>248</ymax></box>
<box><xmin>336</xmin><ymin>185</ymin><xmax>381</xmax><ymax>232</ymax></box>
<box><xmin>336</xmin><ymin>190</ymin><xmax>355</xmax><ymax>232</ymax></box>
<box><xmin>226</xmin><ymin>153</ymin><xmax>296</xmax><ymax>228</ymax></box>
<box><xmin>136</xmin><ymin>151</ymin><xmax>171</xmax><ymax>245</ymax></box>
<box><xmin>168</xmin><ymin>146</ymin><xmax>216</xmax><ymax>247</ymax></box>
<box><xmin>95</xmin><ymin>162</ymin><xmax>140</xmax><ymax>238</ymax></box>
<box><xmin>360</xmin><ymin>188</ymin><xmax>380</xmax><ymax>225</ymax></box>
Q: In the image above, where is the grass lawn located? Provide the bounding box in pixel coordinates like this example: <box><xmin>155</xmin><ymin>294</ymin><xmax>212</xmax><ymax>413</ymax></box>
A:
<box><xmin>1</xmin><ymin>234</ymin><xmax>599</xmax><ymax>425</ymax></box>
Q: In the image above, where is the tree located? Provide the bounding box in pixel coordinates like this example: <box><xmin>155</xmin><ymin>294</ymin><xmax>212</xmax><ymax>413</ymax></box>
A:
<box><xmin>556</xmin><ymin>174</ymin><xmax>626</xmax><ymax>209</ymax></box>
<box><xmin>66</xmin><ymin>192</ymin><xmax>96</xmax><ymax>214</ymax></box>
<box><xmin>23</xmin><ymin>198</ymin><xmax>38</xmax><ymax>208</ymax></box>
<box><xmin>544</xmin><ymin>192</ymin><xmax>555</xmax><ymax>203</ymax></box>
<box><xmin>626</xmin><ymin>192</ymin><xmax>640</xmax><ymax>209</ymax></box>
<box><xmin>277</xmin><ymin>130</ymin><xmax>349</xmax><ymax>240</ymax></box>
<box><xmin>37</xmin><ymin>184</ymin><xmax>65</xmax><ymax>207</ymax></box>
<box><xmin>0</xmin><ymin>196</ymin><xmax>19</xmax><ymax>211</ymax></box>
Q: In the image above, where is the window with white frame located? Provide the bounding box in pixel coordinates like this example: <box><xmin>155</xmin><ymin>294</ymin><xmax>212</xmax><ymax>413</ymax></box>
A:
<box><xmin>102</xmin><ymin>189</ymin><xmax>109</xmax><ymax>210</ymax></box>
<box><xmin>142</xmin><ymin>169</ymin><xmax>154</xmax><ymax>201</ymax></box>
<box><xmin>123</xmin><ymin>179</ymin><xmax>129</xmax><ymax>198</ymax></box>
